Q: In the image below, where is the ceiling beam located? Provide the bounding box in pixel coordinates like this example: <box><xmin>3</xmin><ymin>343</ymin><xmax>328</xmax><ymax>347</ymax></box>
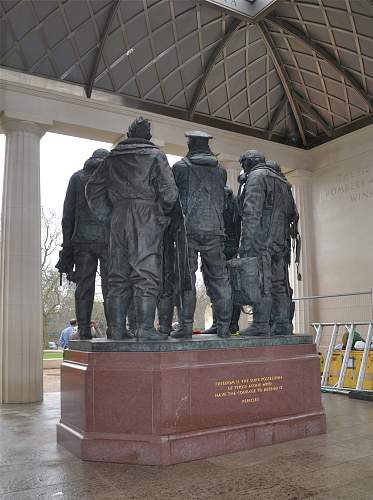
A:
<box><xmin>86</xmin><ymin>0</ymin><xmax>121</xmax><ymax>99</ymax></box>
<box><xmin>267</xmin><ymin>17</ymin><xmax>373</xmax><ymax>109</ymax></box>
<box><xmin>188</xmin><ymin>17</ymin><xmax>241</xmax><ymax>120</ymax></box>
<box><xmin>293</xmin><ymin>91</ymin><xmax>333</xmax><ymax>137</ymax></box>
<box><xmin>268</xmin><ymin>94</ymin><xmax>287</xmax><ymax>139</ymax></box>
<box><xmin>257</xmin><ymin>21</ymin><xmax>307</xmax><ymax>146</ymax></box>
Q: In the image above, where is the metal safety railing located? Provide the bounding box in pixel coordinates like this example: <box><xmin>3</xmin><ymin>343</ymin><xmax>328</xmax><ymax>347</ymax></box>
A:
<box><xmin>293</xmin><ymin>290</ymin><xmax>373</xmax><ymax>327</ymax></box>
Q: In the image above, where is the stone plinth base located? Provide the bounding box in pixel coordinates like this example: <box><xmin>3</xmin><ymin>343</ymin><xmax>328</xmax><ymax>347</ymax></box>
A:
<box><xmin>57</xmin><ymin>335</ymin><xmax>325</xmax><ymax>465</ymax></box>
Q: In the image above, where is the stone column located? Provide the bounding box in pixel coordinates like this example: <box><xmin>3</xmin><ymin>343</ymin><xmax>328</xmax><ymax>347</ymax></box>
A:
<box><xmin>287</xmin><ymin>169</ymin><xmax>314</xmax><ymax>335</ymax></box>
<box><xmin>222</xmin><ymin>159</ymin><xmax>241</xmax><ymax>192</ymax></box>
<box><xmin>0</xmin><ymin>118</ymin><xmax>46</xmax><ymax>403</ymax></box>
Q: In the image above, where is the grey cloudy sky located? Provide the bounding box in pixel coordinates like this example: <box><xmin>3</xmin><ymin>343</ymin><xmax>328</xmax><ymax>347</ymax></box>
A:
<box><xmin>0</xmin><ymin>133</ymin><xmax>180</xmax><ymax>218</ymax></box>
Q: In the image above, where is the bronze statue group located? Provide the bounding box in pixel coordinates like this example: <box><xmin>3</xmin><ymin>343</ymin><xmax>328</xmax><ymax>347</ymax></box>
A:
<box><xmin>56</xmin><ymin>117</ymin><xmax>299</xmax><ymax>342</ymax></box>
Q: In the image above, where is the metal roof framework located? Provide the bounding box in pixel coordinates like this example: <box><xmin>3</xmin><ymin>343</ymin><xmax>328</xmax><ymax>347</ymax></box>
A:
<box><xmin>1</xmin><ymin>0</ymin><xmax>373</xmax><ymax>148</ymax></box>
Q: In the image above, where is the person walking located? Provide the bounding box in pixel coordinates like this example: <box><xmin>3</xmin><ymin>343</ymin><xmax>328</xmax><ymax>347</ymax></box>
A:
<box><xmin>59</xmin><ymin>319</ymin><xmax>77</xmax><ymax>348</ymax></box>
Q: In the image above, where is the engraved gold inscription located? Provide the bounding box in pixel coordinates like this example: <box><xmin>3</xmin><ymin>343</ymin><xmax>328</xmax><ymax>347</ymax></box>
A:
<box><xmin>213</xmin><ymin>375</ymin><xmax>284</xmax><ymax>404</ymax></box>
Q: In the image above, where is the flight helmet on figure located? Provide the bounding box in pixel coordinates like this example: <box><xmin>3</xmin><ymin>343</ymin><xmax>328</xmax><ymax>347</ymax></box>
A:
<box><xmin>239</xmin><ymin>150</ymin><xmax>266</xmax><ymax>173</ymax></box>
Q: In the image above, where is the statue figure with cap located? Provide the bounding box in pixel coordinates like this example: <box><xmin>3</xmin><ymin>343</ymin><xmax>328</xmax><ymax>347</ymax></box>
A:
<box><xmin>86</xmin><ymin>117</ymin><xmax>178</xmax><ymax>341</ymax></box>
<box><xmin>56</xmin><ymin>148</ymin><xmax>110</xmax><ymax>339</ymax></box>
<box><xmin>170</xmin><ymin>130</ymin><xmax>232</xmax><ymax>339</ymax></box>
<box><xmin>237</xmin><ymin>151</ymin><xmax>299</xmax><ymax>336</ymax></box>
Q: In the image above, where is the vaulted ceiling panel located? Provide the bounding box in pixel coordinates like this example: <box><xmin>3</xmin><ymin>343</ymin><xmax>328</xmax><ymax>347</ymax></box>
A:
<box><xmin>119</xmin><ymin>79</ymin><xmax>140</xmax><ymax>99</ymax></box>
<box><xmin>148</xmin><ymin>0</ymin><xmax>171</xmax><ymax>31</ymax></box>
<box><xmin>74</xmin><ymin>20</ymin><xmax>98</xmax><ymax>58</ymax></box>
<box><xmin>215</xmin><ymin>104</ymin><xmax>230</xmax><ymax>120</ymax></box>
<box><xmin>157</xmin><ymin>47</ymin><xmax>179</xmax><ymax>78</ymax></box>
<box><xmin>227</xmin><ymin>50</ymin><xmax>245</xmax><ymax>77</ymax></box>
<box><xmin>110</xmin><ymin>58</ymin><xmax>132</xmax><ymax>90</ymax></box>
<box><xmin>230</xmin><ymin>92</ymin><xmax>248</xmax><ymax>120</ymax></box>
<box><xmin>178</xmin><ymin>34</ymin><xmax>200</xmax><ymax>64</ymax></box>
<box><xmin>200</xmin><ymin>2</ymin><xmax>221</xmax><ymax>25</ymax></box>
<box><xmin>207</xmin><ymin>61</ymin><xmax>225</xmax><ymax>91</ymax></box>
<box><xmin>251</xmin><ymin>95</ymin><xmax>269</xmax><ymax>127</ymax></box>
<box><xmin>53</xmin><ymin>38</ymin><xmax>79</xmax><ymax>78</ymax></box>
<box><xmin>163</xmin><ymin>72</ymin><xmax>184</xmax><ymax>103</ymax></box>
<box><xmin>152</xmin><ymin>24</ymin><xmax>174</xmax><ymax>55</ymax></box>
<box><xmin>209</xmin><ymin>84</ymin><xmax>228</xmax><ymax>114</ymax></box>
<box><xmin>125</xmin><ymin>12</ymin><xmax>148</xmax><ymax>46</ymax></box>
<box><xmin>175</xmin><ymin>7</ymin><xmax>197</xmax><ymax>39</ymax></box>
<box><xmin>202</xmin><ymin>18</ymin><xmax>223</xmax><ymax>46</ymax></box>
<box><xmin>119</xmin><ymin>0</ymin><xmax>142</xmax><ymax>19</ymax></box>
<box><xmin>102</xmin><ymin>28</ymin><xmax>125</xmax><ymax>67</ymax></box>
<box><xmin>180</xmin><ymin>56</ymin><xmax>203</xmax><ymax>86</ymax></box>
<box><xmin>42</xmin><ymin>9</ymin><xmax>68</xmax><ymax>47</ymax></box>
<box><xmin>301</xmin><ymin>71</ymin><xmax>324</xmax><ymax>93</ymax></box>
<box><xmin>138</xmin><ymin>64</ymin><xmax>161</xmax><ymax>97</ymax></box>
<box><xmin>32</xmin><ymin>0</ymin><xmax>59</xmax><ymax>20</ymax></box>
<box><xmin>64</xmin><ymin>0</ymin><xmax>91</xmax><ymax>31</ymax></box>
<box><xmin>2</xmin><ymin>50</ymin><xmax>25</xmax><ymax>72</ymax></box>
<box><xmin>226</xmin><ymin>28</ymin><xmax>246</xmax><ymax>55</ymax></box>
<box><xmin>94</xmin><ymin>71</ymin><xmax>114</xmax><ymax>92</ymax></box>
<box><xmin>8</xmin><ymin>1</ymin><xmax>34</xmax><ymax>39</ymax></box>
<box><xmin>1</xmin><ymin>0</ymin><xmax>373</xmax><ymax>147</ymax></box>
<box><xmin>20</xmin><ymin>29</ymin><xmax>45</xmax><ymax>69</ymax></box>
<box><xmin>229</xmin><ymin>70</ymin><xmax>246</xmax><ymax>98</ymax></box>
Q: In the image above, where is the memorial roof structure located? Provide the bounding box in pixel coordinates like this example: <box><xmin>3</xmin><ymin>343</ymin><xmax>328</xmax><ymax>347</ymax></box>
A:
<box><xmin>1</xmin><ymin>0</ymin><xmax>373</xmax><ymax>148</ymax></box>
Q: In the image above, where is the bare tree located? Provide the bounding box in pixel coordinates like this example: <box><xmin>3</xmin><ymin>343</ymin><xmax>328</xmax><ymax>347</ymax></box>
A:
<box><xmin>40</xmin><ymin>208</ymin><xmax>107</xmax><ymax>346</ymax></box>
<box><xmin>41</xmin><ymin>207</ymin><xmax>60</xmax><ymax>271</ymax></box>
<box><xmin>41</xmin><ymin>208</ymin><xmax>74</xmax><ymax>348</ymax></box>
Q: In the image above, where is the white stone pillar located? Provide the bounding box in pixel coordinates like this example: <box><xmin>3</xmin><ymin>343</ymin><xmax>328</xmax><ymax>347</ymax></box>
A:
<box><xmin>287</xmin><ymin>169</ymin><xmax>314</xmax><ymax>335</ymax></box>
<box><xmin>0</xmin><ymin>118</ymin><xmax>46</xmax><ymax>403</ymax></box>
<box><xmin>222</xmin><ymin>159</ymin><xmax>241</xmax><ymax>192</ymax></box>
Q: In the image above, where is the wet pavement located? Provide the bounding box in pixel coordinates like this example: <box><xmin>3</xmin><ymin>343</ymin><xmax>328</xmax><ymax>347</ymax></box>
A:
<box><xmin>43</xmin><ymin>369</ymin><xmax>60</xmax><ymax>393</ymax></box>
<box><xmin>1</xmin><ymin>387</ymin><xmax>373</xmax><ymax>499</ymax></box>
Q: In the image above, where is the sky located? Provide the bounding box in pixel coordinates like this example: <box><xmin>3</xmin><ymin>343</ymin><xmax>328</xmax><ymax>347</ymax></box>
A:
<box><xmin>0</xmin><ymin>132</ymin><xmax>181</xmax><ymax>219</ymax></box>
<box><xmin>0</xmin><ymin>132</ymin><xmax>208</xmax><ymax>326</ymax></box>
<box><xmin>0</xmin><ymin>132</ymin><xmax>183</xmax><ymax>305</ymax></box>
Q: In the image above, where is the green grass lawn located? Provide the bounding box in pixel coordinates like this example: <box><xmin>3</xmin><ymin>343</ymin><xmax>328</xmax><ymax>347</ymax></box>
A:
<box><xmin>43</xmin><ymin>351</ymin><xmax>63</xmax><ymax>359</ymax></box>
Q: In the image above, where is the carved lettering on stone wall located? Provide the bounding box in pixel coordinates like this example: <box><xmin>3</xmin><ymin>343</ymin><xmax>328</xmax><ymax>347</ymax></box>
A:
<box><xmin>321</xmin><ymin>166</ymin><xmax>373</xmax><ymax>204</ymax></box>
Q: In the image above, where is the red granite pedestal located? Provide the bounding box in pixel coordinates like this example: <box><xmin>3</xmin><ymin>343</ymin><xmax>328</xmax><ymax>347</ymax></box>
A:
<box><xmin>57</xmin><ymin>336</ymin><xmax>326</xmax><ymax>465</ymax></box>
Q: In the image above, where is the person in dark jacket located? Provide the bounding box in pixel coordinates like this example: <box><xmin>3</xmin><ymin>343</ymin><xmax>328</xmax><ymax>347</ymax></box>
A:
<box><xmin>86</xmin><ymin>117</ymin><xmax>178</xmax><ymax>341</ymax></box>
<box><xmin>170</xmin><ymin>131</ymin><xmax>232</xmax><ymax>339</ymax></box>
<box><xmin>239</xmin><ymin>151</ymin><xmax>299</xmax><ymax>336</ymax></box>
<box><xmin>203</xmin><ymin>186</ymin><xmax>241</xmax><ymax>334</ymax></box>
<box><xmin>57</xmin><ymin>149</ymin><xmax>110</xmax><ymax>339</ymax></box>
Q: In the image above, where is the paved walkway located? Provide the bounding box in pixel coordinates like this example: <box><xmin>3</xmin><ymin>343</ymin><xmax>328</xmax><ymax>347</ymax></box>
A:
<box><xmin>1</xmin><ymin>391</ymin><xmax>373</xmax><ymax>499</ymax></box>
<box><xmin>43</xmin><ymin>369</ymin><xmax>61</xmax><ymax>393</ymax></box>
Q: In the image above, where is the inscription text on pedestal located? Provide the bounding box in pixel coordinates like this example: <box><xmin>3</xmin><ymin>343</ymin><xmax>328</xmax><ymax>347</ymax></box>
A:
<box><xmin>213</xmin><ymin>375</ymin><xmax>284</xmax><ymax>405</ymax></box>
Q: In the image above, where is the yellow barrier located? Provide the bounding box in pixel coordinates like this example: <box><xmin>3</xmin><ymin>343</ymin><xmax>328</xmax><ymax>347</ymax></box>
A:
<box><xmin>327</xmin><ymin>351</ymin><xmax>373</xmax><ymax>390</ymax></box>
<box><xmin>319</xmin><ymin>353</ymin><xmax>324</xmax><ymax>377</ymax></box>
